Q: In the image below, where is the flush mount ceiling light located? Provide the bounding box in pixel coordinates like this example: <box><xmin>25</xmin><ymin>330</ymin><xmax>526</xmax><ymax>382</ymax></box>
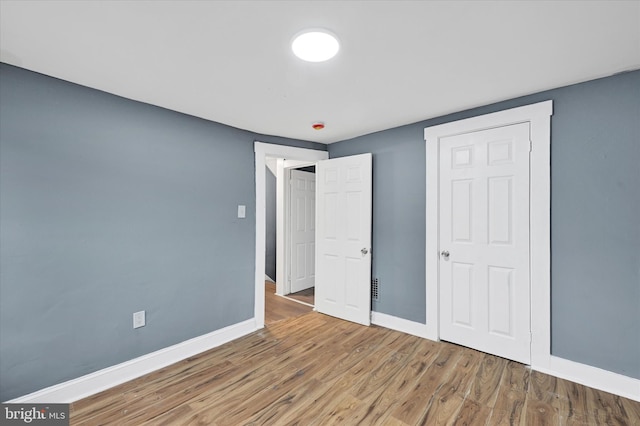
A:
<box><xmin>291</xmin><ymin>30</ymin><xmax>340</xmax><ymax>62</ymax></box>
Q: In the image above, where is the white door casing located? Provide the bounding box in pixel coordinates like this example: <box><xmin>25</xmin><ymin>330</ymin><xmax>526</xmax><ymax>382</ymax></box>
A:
<box><xmin>289</xmin><ymin>169</ymin><xmax>316</xmax><ymax>293</ymax></box>
<box><xmin>254</xmin><ymin>142</ymin><xmax>328</xmax><ymax>329</ymax></box>
<box><xmin>315</xmin><ymin>153</ymin><xmax>373</xmax><ymax>326</ymax></box>
<box><xmin>425</xmin><ymin>100</ymin><xmax>552</xmax><ymax>368</ymax></box>
<box><xmin>279</xmin><ymin>159</ymin><xmax>316</xmax><ymax>296</ymax></box>
<box><xmin>439</xmin><ymin>123</ymin><xmax>531</xmax><ymax>364</ymax></box>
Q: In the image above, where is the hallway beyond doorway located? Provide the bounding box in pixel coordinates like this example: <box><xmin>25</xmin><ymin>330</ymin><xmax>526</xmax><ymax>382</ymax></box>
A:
<box><xmin>265</xmin><ymin>281</ymin><xmax>313</xmax><ymax>325</ymax></box>
<box><xmin>285</xmin><ymin>287</ymin><xmax>314</xmax><ymax>306</ymax></box>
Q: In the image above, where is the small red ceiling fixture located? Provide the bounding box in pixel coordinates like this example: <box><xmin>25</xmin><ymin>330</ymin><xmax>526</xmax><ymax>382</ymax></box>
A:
<box><xmin>312</xmin><ymin>122</ymin><xmax>325</xmax><ymax>130</ymax></box>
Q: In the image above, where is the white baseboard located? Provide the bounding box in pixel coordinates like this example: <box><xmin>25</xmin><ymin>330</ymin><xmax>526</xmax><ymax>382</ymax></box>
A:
<box><xmin>9</xmin><ymin>313</ymin><xmax>638</xmax><ymax>404</ymax></box>
<box><xmin>371</xmin><ymin>311</ymin><xmax>639</xmax><ymax>402</ymax></box>
<box><xmin>8</xmin><ymin>318</ymin><xmax>257</xmax><ymax>404</ymax></box>
<box><xmin>371</xmin><ymin>311</ymin><xmax>431</xmax><ymax>339</ymax></box>
<box><xmin>533</xmin><ymin>356</ymin><xmax>640</xmax><ymax>402</ymax></box>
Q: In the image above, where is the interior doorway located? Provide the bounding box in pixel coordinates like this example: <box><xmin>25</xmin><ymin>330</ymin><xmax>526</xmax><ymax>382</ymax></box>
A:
<box><xmin>254</xmin><ymin>142</ymin><xmax>328</xmax><ymax>329</ymax></box>
<box><xmin>265</xmin><ymin>161</ymin><xmax>316</xmax><ymax>311</ymax></box>
<box><xmin>424</xmin><ymin>100</ymin><xmax>552</xmax><ymax>367</ymax></box>
<box><xmin>256</xmin><ymin>143</ymin><xmax>373</xmax><ymax>329</ymax></box>
<box><xmin>264</xmin><ymin>280</ymin><xmax>313</xmax><ymax>325</ymax></box>
<box><xmin>288</xmin><ymin>166</ymin><xmax>316</xmax><ymax>296</ymax></box>
<box><xmin>277</xmin><ymin>161</ymin><xmax>317</xmax><ymax>298</ymax></box>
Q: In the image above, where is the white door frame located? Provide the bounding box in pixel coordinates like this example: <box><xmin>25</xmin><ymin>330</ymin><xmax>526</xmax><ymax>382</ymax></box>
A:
<box><xmin>281</xmin><ymin>160</ymin><xmax>316</xmax><ymax>296</ymax></box>
<box><xmin>424</xmin><ymin>100</ymin><xmax>552</xmax><ymax>368</ymax></box>
<box><xmin>286</xmin><ymin>165</ymin><xmax>315</xmax><ymax>295</ymax></box>
<box><xmin>254</xmin><ymin>142</ymin><xmax>328</xmax><ymax>329</ymax></box>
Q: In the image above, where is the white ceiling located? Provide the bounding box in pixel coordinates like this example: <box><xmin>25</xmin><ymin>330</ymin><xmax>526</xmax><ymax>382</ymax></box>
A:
<box><xmin>1</xmin><ymin>1</ymin><xmax>639</xmax><ymax>144</ymax></box>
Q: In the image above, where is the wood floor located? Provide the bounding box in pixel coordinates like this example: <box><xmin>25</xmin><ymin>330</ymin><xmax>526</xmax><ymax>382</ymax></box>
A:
<box><xmin>70</xmin><ymin>305</ymin><xmax>640</xmax><ymax>425</ymax></box>
<box><xmin>286</xmin><ymin>286</ymin><xmax>314</xmax><ymax>306</ymax></box>
<box><xmin>265</xmin><ymin>281</ymin><xmax>313</xmax><ymax>325</ymax></box>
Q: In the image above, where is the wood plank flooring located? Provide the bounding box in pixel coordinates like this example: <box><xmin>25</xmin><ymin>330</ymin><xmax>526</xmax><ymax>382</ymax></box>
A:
<box><xmin>286</xmin><ymin>286</ymin><xmax>314</xmax><ymax>306</ymax></box>
<box><xmin>265</xmin><ymin>281</ymin><xmax>313</xmax><ymax>325</ymax></box>
<box><xmin>70</xmin><ymin>310</ymin><xmax>640</xmax><ymax>425</ymax></box>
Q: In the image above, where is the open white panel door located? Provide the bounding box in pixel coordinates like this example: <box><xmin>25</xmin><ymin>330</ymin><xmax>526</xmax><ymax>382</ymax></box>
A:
<box><xmin>315</xmin><ymin>153</ymin><xmax>372</xmax><ymax>326</ymax></box>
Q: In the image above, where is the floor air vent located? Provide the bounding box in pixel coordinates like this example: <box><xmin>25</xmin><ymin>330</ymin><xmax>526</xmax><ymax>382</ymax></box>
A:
<box><xmin>371</xmin><ymin>278</ymin><xmax>379</xmax><ymax>301</ymax></box>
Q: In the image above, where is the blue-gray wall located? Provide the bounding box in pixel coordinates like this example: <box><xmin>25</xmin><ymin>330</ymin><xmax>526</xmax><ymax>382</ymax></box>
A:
<box><xmin>0</xmin><ymin>63</ymin><xmax>324</xmax><ymax>401</ymax></box>
<box><xmin>329</xmin><ymin>70</ymin><xmax>640</xmax><ymax>380</ymax></box>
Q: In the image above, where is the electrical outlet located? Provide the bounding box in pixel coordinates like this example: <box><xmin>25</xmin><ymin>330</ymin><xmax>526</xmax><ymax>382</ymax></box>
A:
<box><xmin>133</xmin><ymin>310</ymin><xmax>146</xmax><ymax>329</ymax></box>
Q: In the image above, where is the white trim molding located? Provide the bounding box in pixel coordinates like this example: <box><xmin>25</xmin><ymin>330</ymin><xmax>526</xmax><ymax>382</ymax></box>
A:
<box><xmin>425</xmin><ymin>104</ymin><xmax>552</xmax><ymax>355</ymax></box>
<box><xmin>424</xmin><ymin>100</ymin><xmax>553</xmax><ymax>355</ymax></box>
<box><xmin>371</xmin><ymin>311</ymin><xmax>431</xmax><ymax>339</ymax></box>
<box><xmin>254</xmin><ymin>142</ymin><xmax>328</xmax><ymax>329</ymax></box>
<box><xmin>535</xmin><ymin>357</ymin><xmax>640</xmax><ymax>402</ymax></box>
<box><xmin>424</xmin><ymin>100</ymin><xmax>640</xmax><ymax>402</ymax></box>
<box><xmin>8</xmin><ymin>319</ymin><xmax>257</xmax><ymax>404</ymax></box>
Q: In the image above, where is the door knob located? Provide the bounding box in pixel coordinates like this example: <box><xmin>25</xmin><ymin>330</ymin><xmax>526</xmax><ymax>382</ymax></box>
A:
<box><xmin>441</xmin><ymin>250</ymin><xmax>450</xmax><ymax>260</ymax></box>
<box><xmin>361</xmin><ymin>248</ymin><xmax>369</xmax><ymax>255</ymax></box>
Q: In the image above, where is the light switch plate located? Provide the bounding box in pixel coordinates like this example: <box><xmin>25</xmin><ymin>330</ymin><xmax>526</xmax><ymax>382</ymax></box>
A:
<box><xmin>133</xmin><ymin>311</ymin><xmax>146</xmax><ymax>329</ymax></box>
<box><xmin>237</xmin><ymin>205</ymin><xmax>246</xmax><ymax>218</ymax></box>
